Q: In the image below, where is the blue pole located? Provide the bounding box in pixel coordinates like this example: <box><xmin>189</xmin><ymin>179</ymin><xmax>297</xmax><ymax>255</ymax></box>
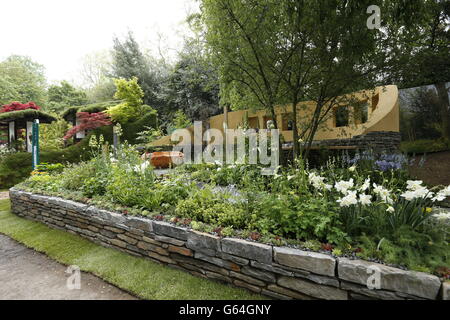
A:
<box><xmin>32</xmin><ymin>119</ymin><xmax>40</xmax><ymax>170</ymax></box>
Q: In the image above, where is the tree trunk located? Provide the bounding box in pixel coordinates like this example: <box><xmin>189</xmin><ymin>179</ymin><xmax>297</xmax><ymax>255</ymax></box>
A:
<box><xmin>291</xmin><ymin>95</ymin><xmax>300</xmax><ymax>161</ymax></box>
<box><xmin>303</xmin><ymin>103</ymin><xmax>323</xmax><ymax>160</ymax></box>
<box><xmin>435</xmin><ymin>82</ymin><xmax>450</xmax><ymax>140</ymax></box>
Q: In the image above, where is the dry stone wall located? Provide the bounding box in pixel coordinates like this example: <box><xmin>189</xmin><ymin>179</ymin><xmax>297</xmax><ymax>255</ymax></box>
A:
<box><xmin>9</xmin><ymin>188</ymin><xmax>447</xmax><ymax>300</ymax></box>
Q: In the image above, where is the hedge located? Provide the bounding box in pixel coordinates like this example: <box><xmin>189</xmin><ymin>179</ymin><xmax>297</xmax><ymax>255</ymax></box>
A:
<box><xmin>0</xmin><ymin>111</ymin><xmax>158</xmax><ymax>189</ymax></box>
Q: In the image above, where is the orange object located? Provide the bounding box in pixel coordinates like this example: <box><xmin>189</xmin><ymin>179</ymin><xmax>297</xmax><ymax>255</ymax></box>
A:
<box><xmin>150</xmin><ymin>151</ymin><xmax>184</xmax><ymax>169</ymax></box>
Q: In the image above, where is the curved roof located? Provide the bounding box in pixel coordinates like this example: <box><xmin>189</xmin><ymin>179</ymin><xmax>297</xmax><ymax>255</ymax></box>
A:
<box><xmin>0</xmin><ymin>109</ymin><xmax>57</xmax><ymax>124</ymax></box>
<box><xmin>61</xmin><ymin>100</ymin><xmax>123</xmax><ymax>120</ymax></box>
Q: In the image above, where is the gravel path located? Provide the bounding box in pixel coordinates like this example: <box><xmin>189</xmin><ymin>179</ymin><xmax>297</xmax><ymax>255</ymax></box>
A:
<box><xmin>0</xmin><ymin>234</ymin><xmax>136</xmax><ymax>300</ymax></box>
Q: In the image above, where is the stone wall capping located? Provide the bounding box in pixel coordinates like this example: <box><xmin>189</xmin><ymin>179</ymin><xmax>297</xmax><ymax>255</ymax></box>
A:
<box><xmin>221</xmin><ymin>238</ymin><xmax>272</xmax><ymax>264</ymax></box>
<box><xmin>152</xmin><ymin>220</ymin><xmax>189</xmax><ymax>241</ymax></box>
<box><xmin>274</xmin><ymin>246</ymin><xmax>336</xmax><ymax>277</ymax></box>
<box><xmin>338</xmin><ymin>257</ymin><xmax>441</xmax><ymax>300</ymax></box>
<box><xmin>9</xmin><ymin>189</ymin><xmax>445</xmax><ymax>301</ymax></box>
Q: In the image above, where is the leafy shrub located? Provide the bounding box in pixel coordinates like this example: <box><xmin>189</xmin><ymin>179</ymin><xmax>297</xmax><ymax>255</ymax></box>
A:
<box><xmin>59</xmin><ymin>161</ymin><xmax>97</xmax><ymax>191</ymax></box>
<box><xmin>35</xmin><ymin>162</ymin><xmax>64</xmax><ymax>174</ymax></box>
<box><xmin>175</xmin><ymin>188</ymin><xmax>247</xmax><ymax>228</ymax></box>
<box><xmin>251</xmin><ymin>193</ymin><xmax>347</xmax><ymax>243</ymax></box>
<box><xmin>400</xmin><ymin>139</ymin><xmax>450</xmax><ymax>154</ymax></box>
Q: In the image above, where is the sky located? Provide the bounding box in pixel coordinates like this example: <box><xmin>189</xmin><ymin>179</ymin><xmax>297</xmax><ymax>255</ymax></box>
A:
<box><xmin>0</xmin><ymin>0</ymin><xmax>198</xmax><ymax>85</ymax></box>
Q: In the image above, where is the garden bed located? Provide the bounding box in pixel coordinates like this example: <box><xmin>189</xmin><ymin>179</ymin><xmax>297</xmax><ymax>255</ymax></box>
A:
<box><xmin>9</xmin><ymin>188</ymin><xmax>449</xmax><ymax>300</ymax></box>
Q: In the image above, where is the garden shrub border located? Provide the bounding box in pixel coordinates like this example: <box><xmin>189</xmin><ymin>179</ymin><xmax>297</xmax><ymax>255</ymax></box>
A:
<box><xmin>9</xmin><ymin>188</ymin><xmax>449</xmax><ymax>300</ymax></box>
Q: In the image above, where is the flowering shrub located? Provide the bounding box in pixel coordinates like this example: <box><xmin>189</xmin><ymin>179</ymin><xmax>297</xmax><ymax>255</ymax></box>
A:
<box><xmin>0</xmin><ymin>101</ymin><xmax>40</xmax><ymax>113</ymax></box>
<box><xmin>63</xmin><ymin>112</ymin><xmax>112</xmax><ymax>140</ymax></box>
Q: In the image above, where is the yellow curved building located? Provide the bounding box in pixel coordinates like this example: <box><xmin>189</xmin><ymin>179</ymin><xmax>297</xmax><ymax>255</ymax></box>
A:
<box><xmin>152</xmin><ymin>85</ymin><xmax>400</xmax><ymax>149</ymax></box>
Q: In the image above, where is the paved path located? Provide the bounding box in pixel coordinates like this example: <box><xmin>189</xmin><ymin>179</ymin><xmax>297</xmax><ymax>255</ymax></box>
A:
<box><xmin>0</xmin><ymin>234</ymin><xmax>136</xmax><ymax>300</ymax></box>
<box><xmin>0</xmin><ymin>191</ymin><xmax>9</xmax><ymax>200</ymax></box>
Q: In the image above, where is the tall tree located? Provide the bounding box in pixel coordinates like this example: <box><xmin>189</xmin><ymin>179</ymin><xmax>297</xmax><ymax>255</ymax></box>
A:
<box><xmin>202</xmin><ymin>0</ymin><xmax>288</xmax><ymax>129</ymax></box>
<box><xmin>111</xmin><ymin>32</ymin><xmax>163</xmax><ymax>112</ymax></box>
<box><xmin>158</xmin><ymin>25</ymin><xmax>221</xmax><ymax>126</ymax></box>
<box><xmin>384</xmin><ymin>0</ymin><xmax>450</xmax><ymax>140</ymax></box>
<box><xmin>47</xmin><ymin>81</ymin><xmax>88</xmax><ymax>112</ymax></box>
<box><xmin>0</xmin><ymin>55</ymin><xmax>47</xmax><ymax>106</ymax></box>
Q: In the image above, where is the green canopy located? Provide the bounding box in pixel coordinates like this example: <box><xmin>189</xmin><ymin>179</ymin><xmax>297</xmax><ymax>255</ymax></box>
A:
<box><xmin>61</xmin><ymin>101</ymin><xmax>122</xmax><ymax>121</ymax></box>
<box><xmin>0</xmin><ymin>109</ymin><xmax>57</xmax><ymax>124</ymax></box>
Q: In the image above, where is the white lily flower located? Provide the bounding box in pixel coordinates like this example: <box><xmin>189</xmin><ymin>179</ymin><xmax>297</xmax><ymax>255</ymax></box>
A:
<box><xmin>359</xmin><ymin>194</ymin><xmax>372</xmax><ymax>206</ymax></box>
<box><xmin>406</xmin><ymin>180</ymin><xmax>423</xmax><ymax>191</ymax></box>
<box><xmin>337</xmin><ymin>190</ymin><xmax>358</xmax><ymax>207</ymax></box>
<box><xmin>359</xmin><ymin>178</ymin><xmax>370</xmax><ymax>192</ymax></box>
<box><xmin>335</xmin><ymin>178</ymin><xmax>354</xmax><ymax>194</ymax></box>
<box><xmin>386</xmin><ymin>206</ymin><xmax>395</xmax><ymax>213</ymax></box>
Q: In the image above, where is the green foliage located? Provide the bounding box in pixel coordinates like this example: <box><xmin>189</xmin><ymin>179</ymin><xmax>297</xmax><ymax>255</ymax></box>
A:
<box><xmin>59</xmin><ymin>161</ymin><xmax>97</xmax><ymax>191</ymax></box>
<box><xmin>0</xmin><ymin>136</ymin><xmax>92</xmax><ymax>188</ymax></box>
<box><xmin>106</xmin><ymin>102</ymin><xmax>138</xmax><ymax>123</ymax></box>
<box><xmin>14</xmin><ymin>146</ymin><xmax>450</xmax><ymax>274</ymax></box>
<box><xmin>357</xmin><ymin>224</ymin><xmax>449</xmax><ymax>273</ymax></box>
<box><xmin>168</xmin><ymin>110</ymin><xmax>192</xmax><ymax>133</ymax></box>
<box><xmin>0</xmin><ymin>55</ymin><xmax>47</xmax><ymax>106</ymax></box>
<box><xmin>46</xmin><ymin>81</ymin><xmax>87</xmax><ymax>113</ymax></box>
<box><xmin>113</xmin><ymin>77</ymin><xmax>144</xmax><ymax>108</ymax></box>
<box><xmin>111</xmin><ymin>32</ymin><xmax>163</xmax><ymax>111</ymax></box>
<box><xmin>35</xmin><ymin>162</ymin><xmax>64</xmax><ymax>174</ymax></box>
<box><xmin>0</xmin><ymin>109</ymin><xmax>56</xmax><ymax>123</ymax></box>
<box><xmin>400</xmin><ymin>139</ymin><xmax>450</xmax><ymax>154</ymax></box>
<box><xmin>40</xmin><ymin>119</ymin><xmax>70</xmax><ymax>151</ymax></box>
<box><xmin>175</xmin><ymin>188</ymin><xmax>247</xmax><ymax>228</ymax></box>
<box><xmin>250</xmin><ymin>193</ymin><xmax>347</xmax><ymax>243</ymax></box>
<box><xmin>136</xmin><ymin>126</ymin><xmax>164</xmax><ymax>145</ymax></box>
<box><xmin>106</xmin><ymin>77</ymin><xmax>155</xmax><ymax>124</ymax></box>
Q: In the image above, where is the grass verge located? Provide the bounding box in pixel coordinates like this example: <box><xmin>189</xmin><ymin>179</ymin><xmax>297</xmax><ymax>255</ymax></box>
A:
<box><xmin>0</xmin><ymin>199</ymin><xmax>265</xmax><ymax>300</ymax></box>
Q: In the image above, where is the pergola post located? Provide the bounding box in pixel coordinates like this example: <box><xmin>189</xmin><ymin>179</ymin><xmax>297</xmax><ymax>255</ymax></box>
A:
<box><xmin>26</xmin><ymin>121</ymin><xmax>34</xmax><ymax>152</ymax></box>
<box><xmin>8</xmin><ymin>121</ymin><xmax>15</xmax><ymax>146</ymax></box>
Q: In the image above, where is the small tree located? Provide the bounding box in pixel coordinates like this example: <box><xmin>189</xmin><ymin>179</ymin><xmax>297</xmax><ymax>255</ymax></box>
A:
<box><xmin>63</xmin><ymin>112</ymin><xmax>112</xmax><ymax>140</ymax></box>
<box><xmin>106</xmin><ymin>77</ymin><xmax>154</xmax><ymax>123</ymax></box>
<box><xmin>0</xmin><ymin>101</ymin><xmax>40</xmax><ymax>113</ymax></box>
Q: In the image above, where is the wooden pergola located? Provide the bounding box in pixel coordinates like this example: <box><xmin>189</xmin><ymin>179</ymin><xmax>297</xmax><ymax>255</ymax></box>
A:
<box><xmin>0</xmin><ymin>109</ymin><xmax>56</xmax><ymax>152</ymax></box>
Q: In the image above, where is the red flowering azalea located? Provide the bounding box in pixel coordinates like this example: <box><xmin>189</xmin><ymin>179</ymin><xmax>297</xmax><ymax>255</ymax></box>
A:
<box><xmin>0</xmin><ymin>101</ymin><xmax>41</xmax><ymax>113</ymax></box>
<box><xmin>63</xmin><ymin>112</ymin><xmax>112</xmax><ymax>140</ymax></box>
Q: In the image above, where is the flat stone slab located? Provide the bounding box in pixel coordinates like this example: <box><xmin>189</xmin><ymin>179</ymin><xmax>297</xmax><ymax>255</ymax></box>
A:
<box><xmin>152</xmin><ymin>221</ymin><xmax>189</xmax><ymax>241</ymax></box>
<box><xmin>274</xmin><ymin>247</ymin><xmax>336</xmax><ymax>277</ymax></box>
<box><xmin>187</xmin><ymin>231</ymin><xmax>220</xmax><ymax>256</ymax></box>
<box><xmin>338</xmin><ymin>258</ymin><xmax>441</xmax><ymax>300</ymax></box>
<box><xmin>221</xmin><ymin>238</ymin><xmax>272</xmax><ymax>264</ymax></box>
<box><xmin>277</xmin><ymin>276</ymin><xmax>347</xmax><ymax>300</ymax></box>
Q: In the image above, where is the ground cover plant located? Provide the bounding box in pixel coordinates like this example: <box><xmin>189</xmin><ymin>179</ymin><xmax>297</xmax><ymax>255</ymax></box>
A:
<box><xmin>16</xmin><ymin>137</ymin><xmax>450</xmax><ymax>277</ymax></box>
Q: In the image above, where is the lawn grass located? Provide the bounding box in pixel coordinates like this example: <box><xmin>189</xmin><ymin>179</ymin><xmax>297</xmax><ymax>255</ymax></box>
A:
<box><xmin>0</xmin><ymin>199</ymin><xmax>266</xmax><ymax>300</ymax></box>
